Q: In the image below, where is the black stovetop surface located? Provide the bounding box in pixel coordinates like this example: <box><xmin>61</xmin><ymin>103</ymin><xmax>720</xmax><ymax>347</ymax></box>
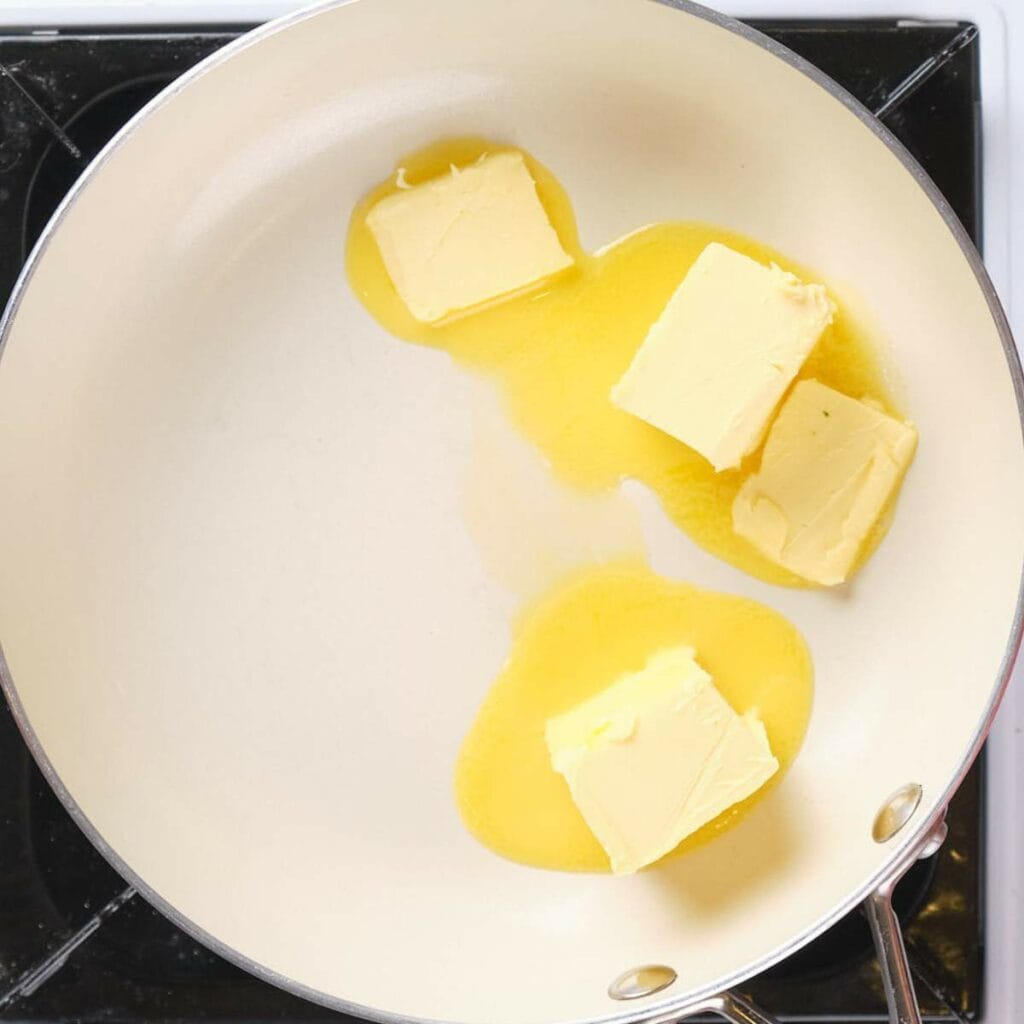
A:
<box><xmin>0</xmin><ymin>18</ymin><xmax>983</xmax><ymax>1024</ymax></box>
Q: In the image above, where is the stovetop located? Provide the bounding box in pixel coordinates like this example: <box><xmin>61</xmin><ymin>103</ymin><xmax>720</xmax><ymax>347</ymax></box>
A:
<box><xmin>0</xmin><ymin>18</ymin><xmax>985</xmax><ymax>1024</ymax></box>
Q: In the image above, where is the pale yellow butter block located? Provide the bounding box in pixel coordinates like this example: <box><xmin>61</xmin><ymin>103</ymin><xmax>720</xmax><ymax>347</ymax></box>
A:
<box><xmin>365</xmin><ymin>151</ymin><xmax>573</xmax><ymax>323</ymax></box>
<box><xmin>545</xmin><ymin>647</ymin><xmax>778</xmax><ymax>875</ymax></box>
<box><xmin>611</xmin><ymin>242</ymin><xmax>835</xmax><ymax>471</ymax></box>
<box><xmin>732</xmin><ymin>379</ymin><xmax>917</xmax><ymax>586</ymax></box>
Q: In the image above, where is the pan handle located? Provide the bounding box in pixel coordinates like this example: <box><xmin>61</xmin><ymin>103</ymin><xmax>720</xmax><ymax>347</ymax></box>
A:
<box><xmin>662</xmin><ymin>817</ymin><xmax>948</xmax><ymax>1024</ymax></box>
<box><xmin>663</xmin><ymin>991</ymin><xmax>781</xmax><ymax>1024</ymax></box>
<box><xmin>864</xmin><ymin>882</ymin><xmax>921</xmax><ymax>1024</ymax></box>
<box><xmin>863</xmin><ymin>816</ymin><xmax>948</xmax><ymax>1024</ymax></box>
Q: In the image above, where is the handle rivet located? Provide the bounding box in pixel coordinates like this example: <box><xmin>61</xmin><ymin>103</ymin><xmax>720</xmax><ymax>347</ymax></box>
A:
<box><xmin>872</xmin><ymin>783</ymin><xmax>923</xmax><ymax>842</ymax></box>
<box><xmin>608</xmin><ymin>964</ymin><xmax>677</xmax><ymax>1000</ymax></box>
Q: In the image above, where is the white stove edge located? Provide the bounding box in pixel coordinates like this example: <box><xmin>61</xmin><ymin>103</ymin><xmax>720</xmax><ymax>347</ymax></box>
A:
<box><xmin>0</xmin><ymin>0</ymin><xmax>1020</xmax><ymax>1022</ymax></box>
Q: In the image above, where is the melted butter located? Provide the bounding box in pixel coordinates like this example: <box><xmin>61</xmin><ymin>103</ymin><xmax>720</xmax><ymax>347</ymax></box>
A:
<box><xmin>454</xmin><ymin>561</ymin><xmax>813</xmax><ymax>872</ymax></box>
<box><xmin>346</xmin><ymin>137</ymin><xmax>899</xmax><ymax>587</ymax></box>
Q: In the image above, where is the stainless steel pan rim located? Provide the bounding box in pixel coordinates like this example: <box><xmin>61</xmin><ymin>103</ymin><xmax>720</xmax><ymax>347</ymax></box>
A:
<box><xmin>0</xmin><ymin>2</ymin><xmax>1021</xmax><ymax>1023</ymax></box>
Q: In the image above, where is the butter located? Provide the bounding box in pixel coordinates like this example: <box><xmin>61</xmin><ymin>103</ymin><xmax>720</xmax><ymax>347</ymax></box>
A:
<box><xmin>611</xmin><ymin>242</ymin><xmax>834</xmax><ymax>471</ymax></box>
<box><xmin>545</xmin><ymin>646</ymin><xmax>778</xmax><ymax>875</ymax></box>
<box><xmin>365</xmin><ymin>151</ymin><xmax>573</xmax><ymax>323</ymax></box>
<box><xmin>732</xmin><ymin>379</ymin><xmax>917</xmax><ymax>585</ymax></box>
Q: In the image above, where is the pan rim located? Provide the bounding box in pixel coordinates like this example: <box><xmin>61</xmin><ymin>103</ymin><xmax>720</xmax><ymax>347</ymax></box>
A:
<box><xmin>0</xmin><ymin>1</ymin><xmax>1021</xmax><ymax>1022</ymax></box>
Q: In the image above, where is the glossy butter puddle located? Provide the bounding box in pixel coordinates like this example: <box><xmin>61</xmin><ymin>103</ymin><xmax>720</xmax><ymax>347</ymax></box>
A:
<box><xmin>454</xmin><ymin>562</ymin><xmax>813</xmax><ymax>872</ymax></box>
<box><xmin>346</xmin><ymin>137</ymin><xmax>900</xmax><ymax>589</ymax></box>
<box><xmin>345</xmin><ymin>138</ymin><xmax>891</xmax><ymax>871</ymax></box>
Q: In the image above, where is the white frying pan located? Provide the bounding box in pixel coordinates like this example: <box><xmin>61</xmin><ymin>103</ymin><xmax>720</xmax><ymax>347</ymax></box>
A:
<box><xmin>0</xmin><ymin>2</ymin><xmax>1021</xmax><ymax>1024</ymax></box>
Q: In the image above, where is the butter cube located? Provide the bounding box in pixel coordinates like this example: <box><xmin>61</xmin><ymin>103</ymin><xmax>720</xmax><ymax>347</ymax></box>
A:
<box><xmin>611</xmin><ymin>242</ymin><xmax>835</xmax><ymax>471</ymax></box>
<box><xmin>365</xmin><ymin>151</ymin><xmax>573</xmax><ymax>323</ymax></box>
<box><xmin>732</xmin><ymin>380</ymin><xmax>917</xmax><ymax>585</ymax></box>
<box><xmin>545</xmin><ymin>647</ymin><xmax>778</xmax><ymax>875</ymax></box>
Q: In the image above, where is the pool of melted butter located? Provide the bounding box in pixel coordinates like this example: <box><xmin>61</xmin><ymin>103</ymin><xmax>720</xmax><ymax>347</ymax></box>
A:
<box><xmin>346</xmin><ymin>137</ymin><xmax>899</xmax><ymax>589</ymax></box>
<box><xmin>345</xmin><ymin>139</ymin><xmax>892</xmax><ymax>872</ymax></box>
<box><xmin>454</xmin><ymin>562</ymin><xmax>813</xmax><ymax>872</ymax></box>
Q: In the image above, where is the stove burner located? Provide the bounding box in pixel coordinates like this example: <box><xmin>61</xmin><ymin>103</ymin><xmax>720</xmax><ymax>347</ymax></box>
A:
<box><xmin>23</xmin><ymin>75</ymin><xmax>173</xmax><ymax>258</ymax></box>
<box><xmin>0</xmin><ymin>18</ymin><xmax>984</xmax><ymax>1023</ymax></box>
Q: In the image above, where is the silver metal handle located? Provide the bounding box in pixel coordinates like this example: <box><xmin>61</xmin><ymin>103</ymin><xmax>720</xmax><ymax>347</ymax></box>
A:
<box><xmin>688</xmin><ymin>991</ymin><xmax>782</xmax><ymax>1024</ymax></box>
<box><xmin>649</xmin><ymin>990</ymin><xmax>781</xmax><ymax>1024</ymax></box>
<box><xmin>863</xmin><ymin>817</ymin><xmax>948</xmax><ymax>1024</ymax></box>
<box><xmin>865</xmin><ymin>884</ymin><xmax>920</xmax><ymax>1024</ymax></box>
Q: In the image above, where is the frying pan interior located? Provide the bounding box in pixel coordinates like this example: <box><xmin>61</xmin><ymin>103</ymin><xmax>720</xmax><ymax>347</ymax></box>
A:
<box><xmin>0</xmin><ymin>1</ymin><xmax>1021</xmax><ymax>1023</ymax></box>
